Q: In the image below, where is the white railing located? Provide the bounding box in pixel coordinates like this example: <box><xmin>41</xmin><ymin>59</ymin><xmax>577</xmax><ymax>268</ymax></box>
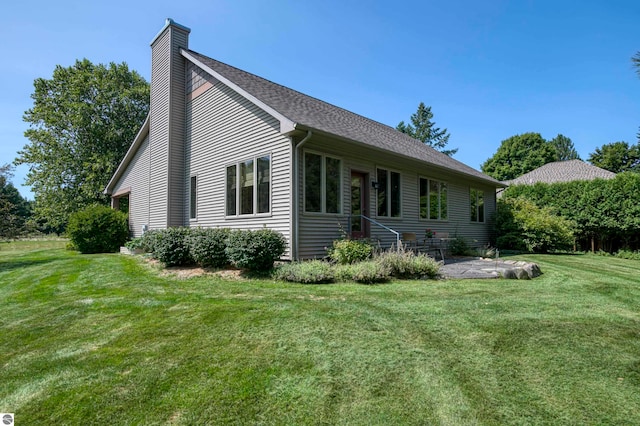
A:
<box><xmin>349</xmin><ymin>214</ymin><xmax>401</xmax><ymax>249</ymax></box>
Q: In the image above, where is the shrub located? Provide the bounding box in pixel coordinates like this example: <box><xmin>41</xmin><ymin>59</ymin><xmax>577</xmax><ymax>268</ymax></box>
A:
<box><xmin>139</xmin><ymin>230</ymin><xmax>162</xmax><ymax>253</ymax></box>
<box><xmin>124</xmin><ymin>237</ymin><xmax>144</xmax><ymax>251</ymax></box>
<box><xmin>188</xmin><ymin>228</ymin><xmax>230</xmax><ymax>268</ymax></box>
<box><xmin>273</xmin><ymin>260</ymin><xmax>335</xmax><ymax>284</ymax></box>
<box><xmin>495</xmin><ymin>197</ymin><xmax>575</xmax><ymax>253</ymax></box>
<box><xmin>225</xmin><ymin>228</ymin><xmax>287</xmax><ymax>271</ymax></box>
<box><xmin>329</xmin><ymin>239</ymin><xmax>374</xmax><ymax>264</ymax></box>
<box><xmin>376</xmin><ymin>250</ymin><xmax>440</xmax><ymax>279</ymax></box>
<box><xmin>335</xmin><ymin>261</ymin><xmax>391</xmax><ymax>284</ymax></box>
<box><xmin>67</xmin><ymin>204</ymin><xmax>129</xmax><ymax>254</ymax></box>
<box><xmin>448</xmin><ymin>236</ymin><xmax>472</xmax><ymax>256</ymax></box>
<box><xmin>151</xmin><ymin>228</ymin><xmax>194</xmax><ymax>266</ymax></box>
<box><xmin>615</xmin><ymin>249</ymin><xmax>640</xmax><ymax>260</ymax></box>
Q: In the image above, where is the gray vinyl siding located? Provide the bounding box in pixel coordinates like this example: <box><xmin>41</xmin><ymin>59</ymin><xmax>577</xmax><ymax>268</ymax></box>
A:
<box><xmin>148</xmin><ymin>24</ymin><xmax>189</xmax><ymax>229</ymax></box>
<box><xmin>167</xmin><ymin>29</ymin><xmax>188</xmax><ymax>227</ymax></box>
<box><xmin>297</xmin><ymin>136</ymin><xmax>497</xmax><ymax>258</ymax></box>
<box><xmin>185</xmin><ymin>72</ymin><xmax>293</xmax><ymax>257</ymax></box>
<box><xmin>112</xmin><ymin>135</ymin><xmax>150</xmax><ymax>237</ymax></box>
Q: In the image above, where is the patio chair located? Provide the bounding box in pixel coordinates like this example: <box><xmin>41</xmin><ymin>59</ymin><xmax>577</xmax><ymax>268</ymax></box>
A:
<box><xmin>401</xmin><ymin>232</ymin><xmax>418</xmax><ymax>251</ymax></box>
<box><xmin>424</xmin><ymin>232</ymin><xmax>449</xmax><ymax>262</ymax></box>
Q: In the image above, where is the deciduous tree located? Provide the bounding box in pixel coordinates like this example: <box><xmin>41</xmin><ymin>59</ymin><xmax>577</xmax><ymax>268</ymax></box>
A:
<box><xmin>587</xmin><ymin>141</ymin><xmax>640</xmax><ymax>173</ymax></box>
<box><xmin>481</xmin><ymin>132</ymin><xmax>557</xmax><ymax>181</ymax></box>
<box><xmin>15</xmin><ymin>59</ymin><xmax>149</xmax><ymax>232</ymax></box>
<box><xmin>397</xmin><ymin>102</ymin><xmax>457</xmax><ymax>156</ymax></box>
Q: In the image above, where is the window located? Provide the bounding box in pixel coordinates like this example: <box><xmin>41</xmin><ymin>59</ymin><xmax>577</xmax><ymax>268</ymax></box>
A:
<box><xmin>304</xmin><ymin>152</ymin><xmax>341</xmax><ymax>214</ymax></box>
<box><xmin>419</xmin><ymin>178</ymin><xmax>447</xmax><ymax>220</ymax></box>
<box><xmin>226</xmin><ymin>155</ymin><xmax>270</xmax><ymax>216</ymax></box>
<box><xmin>190</xmin><ymin>175</ymin><xmax>197</xmax><ymax>219</ymax></box>
<box><xmin>470</xmin><ymin>188</ymin><xmax>485</xmax><ymax>222</ymax></box>
<box><xmin>377</xmin><ymin>168</ymin><xmax>401</xmax><ymax>217</ymax></box>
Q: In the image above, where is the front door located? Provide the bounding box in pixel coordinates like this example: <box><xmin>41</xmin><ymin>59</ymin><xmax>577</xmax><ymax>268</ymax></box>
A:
<box><xmin>350</xmin><ymin>171</ymin><xmax>369</xmax><ymax>239</ymax></box>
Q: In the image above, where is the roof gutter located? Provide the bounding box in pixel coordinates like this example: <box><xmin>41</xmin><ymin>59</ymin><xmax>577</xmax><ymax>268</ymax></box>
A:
<box><xmin>292</xmin><ymin>130</ymin><xmax>312</xmax><ymax>260</ymax></box>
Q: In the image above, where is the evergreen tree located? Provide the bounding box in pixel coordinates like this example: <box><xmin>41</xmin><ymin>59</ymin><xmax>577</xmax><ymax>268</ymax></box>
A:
<box><xmin>549</xmin><ymin>134</ymin><xmax>580</xmax><ymax>161</ymax></box>
<box><xmin>397</xmin><ymin>102</ymin><xmax>457</xmax><ymax>156</ymax></box>
<box><xmin>0</xmin><ymin>164</ymin><xmax>32</xmax><ymax>239</ymax></box>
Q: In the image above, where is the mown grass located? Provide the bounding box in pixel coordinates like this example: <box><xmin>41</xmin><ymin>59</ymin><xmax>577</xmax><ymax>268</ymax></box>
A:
<box><xmin>1</xmin><ymin>242</ymin><xmax>639</xmax><ymax>425</ymax></box>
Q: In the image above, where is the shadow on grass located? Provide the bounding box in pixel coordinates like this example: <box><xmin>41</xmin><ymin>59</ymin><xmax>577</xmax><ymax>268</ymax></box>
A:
<box><xmin>0</xmin><ymin>258</ymin><xmax>57</xmax><ymax>273</ymax></box>
<box><xmin>497</xmin><ymin>250</ymin><xmax>586</xmax><ymax>258</ymax></box>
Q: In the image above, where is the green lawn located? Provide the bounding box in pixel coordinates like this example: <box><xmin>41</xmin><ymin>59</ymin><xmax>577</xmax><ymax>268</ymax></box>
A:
<box><xmin>1</xmin><ymin>241</ymin><xmax>639</xmax><ymax>425</ymax></box>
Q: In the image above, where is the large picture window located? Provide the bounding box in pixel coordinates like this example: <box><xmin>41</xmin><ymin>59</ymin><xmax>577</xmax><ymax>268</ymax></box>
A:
<box><xmin>304</xmin><ymin>152</ymin><xmax>341</xmax><ymax>214</ymax></box>
<box><xmin>226</xmin><ymin>155</ymin><xmax>270</xmax><ymax>216</ymax></box>
<box><xmin>470</xmin><ymin>188</ymin><xmax>485</xmax><ymax>222</ymax></box>
<box><xmin>419</xmin><ymin>178</ymin><xmax>447</xmax><ymax>220</ymax></box>
<box><xmin>377</xmin><ymin>168</ymin><xmax>401</xmax><ymax>217</ymax></box>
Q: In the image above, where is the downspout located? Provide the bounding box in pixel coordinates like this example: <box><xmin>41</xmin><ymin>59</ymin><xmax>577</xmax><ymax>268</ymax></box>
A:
<box><xmin>293</xmin><ymin>130</ymin><xmax>313</xmax><ymax>260</ymax></box>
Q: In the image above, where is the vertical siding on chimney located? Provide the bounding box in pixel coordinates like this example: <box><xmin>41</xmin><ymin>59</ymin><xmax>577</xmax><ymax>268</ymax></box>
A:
<box><xmin>148</xmin><ymin>23</ymin><xmax>189</xmax><ymax>229</ymax></box>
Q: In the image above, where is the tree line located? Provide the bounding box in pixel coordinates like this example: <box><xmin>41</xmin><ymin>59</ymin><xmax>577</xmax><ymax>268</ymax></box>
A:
<box><xmin>481</xmin><ymin>132</ymin><xmax>640</xmax><ymax>182</ymax></box>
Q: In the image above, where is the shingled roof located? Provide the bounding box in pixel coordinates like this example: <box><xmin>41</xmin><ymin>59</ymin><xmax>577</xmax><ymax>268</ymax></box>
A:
<box><xmin>504</xmin><ymin>160</ymin><xmax>616</xmax><ymax>186</ymax></box>
<box><xmin>184</xmin><ymin>49</ymin><xmax>502</xmax><ymax>187</ymax></box>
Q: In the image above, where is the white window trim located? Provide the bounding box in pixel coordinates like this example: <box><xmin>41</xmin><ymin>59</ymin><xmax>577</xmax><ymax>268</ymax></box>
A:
<box><xmin>418</xmin><ymin>176</ymin><xmax>449</xmax><ymax>221</ymax></box>
<box><xmin>302</xmin><ymin>150</ymin><xmax>343</xmax><ymax>215</ymax></box>
<box><xmin>225</xmin><ymin>153</ymin><xmax>272</xmax><ymax>219</ymax></box>
<box><xmin>375</xmin><ymin>166</ymin><xmax>403</xmax><ymax>219</ymax></box>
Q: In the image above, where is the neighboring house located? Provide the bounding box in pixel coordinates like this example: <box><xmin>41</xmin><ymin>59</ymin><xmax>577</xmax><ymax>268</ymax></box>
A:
<box><xmin>503</xmin><ymin>160</ymin><xmax>616</xmax><ymax>186</ymax></box>
<box><xmin>105</xmin><ymin>19</ymin><xmax>504</xmax><ymax>259</ymax></box>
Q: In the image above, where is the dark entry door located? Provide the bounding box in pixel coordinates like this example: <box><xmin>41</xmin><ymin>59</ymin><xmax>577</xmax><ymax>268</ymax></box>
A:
<box><xmin>351</xmin><ymin>171</ymin><xmax>369</xmax><ymax>238</ymax></box>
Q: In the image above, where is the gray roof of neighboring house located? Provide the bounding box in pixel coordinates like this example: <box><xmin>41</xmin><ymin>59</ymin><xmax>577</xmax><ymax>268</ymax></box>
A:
<box><xmin>504</xmin><ymin>160</ymin><xmax>616</xmax><ymax>186</ymax></box>
<box><xmin>185</xmin><ymin>49</ymin><xmax>502</xmax><ymax>187</ymax></box>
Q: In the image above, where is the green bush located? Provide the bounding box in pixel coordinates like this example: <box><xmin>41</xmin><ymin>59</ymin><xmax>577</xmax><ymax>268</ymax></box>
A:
<box><xmin>225</xmin><ymin>228</ymin><xmax>286</xmax><ymax>271</ymax></box>
<box><xmin>151</xmin><ymin>228</ymin><xmax>194</xmax><ymax>266</ymax></box>
<box><xmin>139</xmin><ymin>230</ymin><xmax>162</xmax><ymax>253</ymax></box>
<box><xmin>376</xmin><ymin>250</ymin><xmax>440</xmax><ymax>279</ymax></box>
<box><xmin>329</xmin><ymin>239</ymin><xmax>374</xmax><ymax>264</ymax></box>
<box><xmin>335</xmin><ymin>261</ymin><xmax>391</xmax><ymax>284</ymax></box>
<box><xmin>448</xmin><ymin>236</ymin><xmax>472</xmax><ymax>256</ymax></box>
<box><xmin>124</xmin><ymin>237</ymin><xmax>144</xmax><ymax>251</ymax></box>
<box><xmin>188</xmin><ymin>228</ymin><xmax>230</xmax><ymax>268</ymax></box>
<box><xmin>503</xmin><ymin>174</ymin><xmax>640</xmax><ymax>252</ymax></box>
<box><xmin>273</xmin><ymin>260</ymin><xmax>335</xmax><ymax>284</ymax></box>
<box><xmin>495</xmin><ymin>197</ymin><xmax>575</xmax><ymax>253</ymax></box>
<box><xmin>615</xmin><ymin>249</ymin><xmax>640</xmax><ymax>260</ymax></box>
<box><xmin>67</xmin><ymin>204</ymin><xmax>129</xmax><ymax>254</ymax></box>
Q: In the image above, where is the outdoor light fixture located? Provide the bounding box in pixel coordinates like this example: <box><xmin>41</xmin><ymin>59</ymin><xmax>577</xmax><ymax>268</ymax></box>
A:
<box><xmin>371</xmin><ymin>181</ymin><xmax>380</xmax><ymax>190</ymax></box>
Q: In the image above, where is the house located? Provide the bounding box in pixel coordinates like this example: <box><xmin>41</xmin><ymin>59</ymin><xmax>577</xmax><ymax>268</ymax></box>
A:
<box><xmin>503</xmin><ymin>159</ymin><xmax>616</xmax><ymax>186</ymax></box>
<box><xmin>105</xmin><ymin>19</ymin><xmax>504</xmax><ymax>259</ymax></box>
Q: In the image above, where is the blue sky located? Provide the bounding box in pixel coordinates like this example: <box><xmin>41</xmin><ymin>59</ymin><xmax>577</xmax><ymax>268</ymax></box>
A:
<box><xmin>2</xmin><ymin>0</ymin><xmax>639</xmax><ymax>199</ymax></box>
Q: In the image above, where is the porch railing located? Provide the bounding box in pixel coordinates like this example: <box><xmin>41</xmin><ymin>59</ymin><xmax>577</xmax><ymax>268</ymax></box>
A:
<box><xmin>348</xmin><ymin>214</ymin><xmax>401</xmax><ymax>249</ymax></box>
